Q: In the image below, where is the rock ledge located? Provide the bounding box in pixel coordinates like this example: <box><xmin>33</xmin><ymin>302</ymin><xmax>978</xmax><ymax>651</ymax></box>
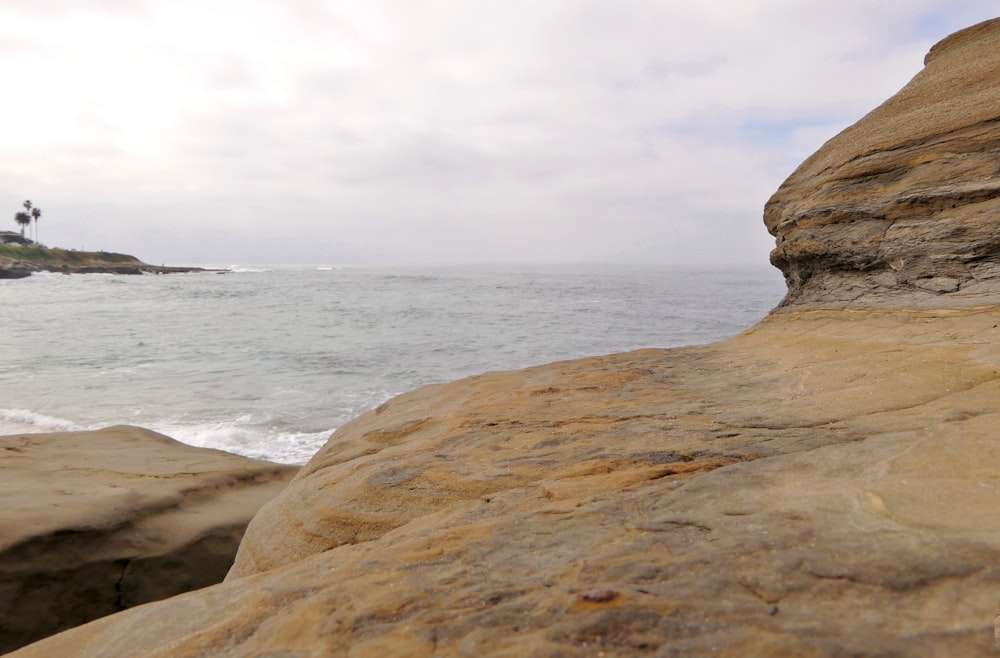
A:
<box><xmin>767</xmin><ymin>17</ymin><xmax>1000</xmax><ymax>309</ymax></box>
<box><xmin>0</xmin><ymin>425</ymin><xmax>297</xmax><ymax>653</ymax></box>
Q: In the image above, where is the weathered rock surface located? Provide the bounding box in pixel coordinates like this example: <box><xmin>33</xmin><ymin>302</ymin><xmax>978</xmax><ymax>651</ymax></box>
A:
<box><xmin>11</xmin><ymin>312</ymin><xmax>1000</xmax><ymax>656</ymax></box>
<box><xmin>10</xmin><ymin>18</ymin><xmax>1000</xmax><ymax>658</ymax></box>
<box><xmin>0</xmin><ymin>426</ymin><xmax>297</xmax><ymax>653</ymax></box>
<box><xmin>768</xmin><ymin>17</ymin><xmax>1000</xmax><ymax>309</ymax></box>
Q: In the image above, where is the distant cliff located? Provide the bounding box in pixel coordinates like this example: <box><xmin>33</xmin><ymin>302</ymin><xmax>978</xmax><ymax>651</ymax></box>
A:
<box><xmin>0</xmin><ymin>245</ymin><xmax>204</xmax><ymax>278</ymax></box>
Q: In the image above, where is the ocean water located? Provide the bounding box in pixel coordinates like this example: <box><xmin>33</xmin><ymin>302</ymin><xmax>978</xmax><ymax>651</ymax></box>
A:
<box><xmin>0</xmin><ymin>264</ymin><xmax>786</xmax><ymax>464</ymax></box>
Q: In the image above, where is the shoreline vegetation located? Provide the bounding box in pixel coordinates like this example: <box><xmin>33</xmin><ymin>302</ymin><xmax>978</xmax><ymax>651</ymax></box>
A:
<box><xmin>0</xmin><ymin>244</ymin><xmax>209</xmax><ymax>278</ymax></box>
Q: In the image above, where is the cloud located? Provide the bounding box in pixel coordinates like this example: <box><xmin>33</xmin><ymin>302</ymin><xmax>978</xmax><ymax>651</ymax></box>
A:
<box><xmin>0</xmin><ymin>0</ymin><xmax>996</xmax><ymax>265</ymax></box>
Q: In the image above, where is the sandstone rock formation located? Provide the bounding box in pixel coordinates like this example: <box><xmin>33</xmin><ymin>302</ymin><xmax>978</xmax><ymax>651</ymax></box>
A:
<box><xmin>0</xmin><ymin>426</ymin><xmax>297</xmax><ymax>653</ymax></box>
<box><xmin>10</xmin><ymin>17</ymin><xmax>1000</xmax><ymax>658</ymax></box>
<box><xmin>11</xmin><ymin>314</ymin><xmax>1000</xmax><ymax>656</ymax></box>
<box><xmin>768</xmin><ymin>18</ymin><xmax>1000</xmax><ymax>309</ymax></box>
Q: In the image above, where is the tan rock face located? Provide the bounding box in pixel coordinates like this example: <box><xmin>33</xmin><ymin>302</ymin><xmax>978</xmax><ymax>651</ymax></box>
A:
<box><xmin>767</xmin><ymin>17</ymin><xmax>1000</xmax><ymax>309</ymax></box>
<box><xmin>10</xmin><ymin>309</ymin><xmax>1000</xmax><ymax>657</ymax></box>
<box><xmin>0</xmin><ymin>426</ymin><xmax>297</xmax><ymax>653</ymax></box>
<box><xmin>10</xmin><ymin>18</ymin><xmax>1000</xmax><ymax>658</ymax></box>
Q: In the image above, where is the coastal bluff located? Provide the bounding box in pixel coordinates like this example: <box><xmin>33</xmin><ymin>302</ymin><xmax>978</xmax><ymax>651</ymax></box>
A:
<box><xmin>0</xmin><ymin>246</ymin><xmax>204</xmax><ymax>278</ymax></box>
<box><xmin>10</xmin><ymin>18</ymin><xmax>1000</xmax><ymax>657</ymax></box>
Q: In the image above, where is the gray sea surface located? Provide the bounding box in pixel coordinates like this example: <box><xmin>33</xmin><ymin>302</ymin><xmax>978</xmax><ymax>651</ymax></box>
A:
<box><xmin>0</xmin><ymin>264</ymin><xmax>786</xmax><ymax>464</ymax></box>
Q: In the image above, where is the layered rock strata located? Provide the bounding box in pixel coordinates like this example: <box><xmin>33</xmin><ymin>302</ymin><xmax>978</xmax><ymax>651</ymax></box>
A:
<box><xmin>767</xmin><ymin>18</ymin><xmax>1000</xmax><ymax>308</ymax></box>
<box><xmin>0</xmin><ymin>426</ymin><xmax>297</xmax><ymax>653</ymax></box>
<box><xmin>11</xmin><ymin>17</ymin><xmax>1000</xmax><ymax>658</ymax></box>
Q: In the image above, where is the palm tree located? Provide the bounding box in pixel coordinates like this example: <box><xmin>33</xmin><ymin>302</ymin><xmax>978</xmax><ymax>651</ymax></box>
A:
<box><xmin>14</xmin><ymin>211</ymin><xmax>31</xmax><ymax>237</ymax></box>
<box><xmin>21</xmin><ymin>201</ymin><xmax>33</xmax><ymax>242</ymax></box>
<box><xmin>31</xmin><ymin>207</ymin><xmax>41</xmax><ymax>244</ymax></box>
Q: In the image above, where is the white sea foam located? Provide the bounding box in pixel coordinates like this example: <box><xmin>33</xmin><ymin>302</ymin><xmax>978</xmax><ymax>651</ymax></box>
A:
<box><xmin>0</xmin><ymin>408</ymin><xmax>327</xmax><ymax>464</ymax></box>
<box><xmin>0</xmin><ymin>408</ymin><xmax>82</xmax><ymax>435</ymax></box>
<box><xmin>157</xmin><ymin>418</ymin><xmax>331</xmax><ymax>465</ymax></box>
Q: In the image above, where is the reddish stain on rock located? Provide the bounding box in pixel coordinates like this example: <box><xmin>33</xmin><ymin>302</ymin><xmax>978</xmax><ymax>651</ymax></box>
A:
<box><xmin>578</xmin><ymin>589</ymin><xmax>621</xmax><ymax>604</ymax></box>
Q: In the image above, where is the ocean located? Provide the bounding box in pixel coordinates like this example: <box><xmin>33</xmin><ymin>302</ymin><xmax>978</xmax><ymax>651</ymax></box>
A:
<box><xmin>0</xmin><ymin>264</ymin><xmax>786</xmax><ymax>464</ymax></box>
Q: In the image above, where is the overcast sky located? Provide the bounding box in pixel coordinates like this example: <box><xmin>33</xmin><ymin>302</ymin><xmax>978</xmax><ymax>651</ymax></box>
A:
<box><xmin>0</xmin><ymin>1</ymin><xmax>995</xmax><ymax>266</ymax></box>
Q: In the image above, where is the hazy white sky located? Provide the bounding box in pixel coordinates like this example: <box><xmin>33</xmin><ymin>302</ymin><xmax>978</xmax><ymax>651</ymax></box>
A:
<box><xmin>0</xmin><ymin>1</ymin><xmax>995</xmax><ymax>266</ymax></box>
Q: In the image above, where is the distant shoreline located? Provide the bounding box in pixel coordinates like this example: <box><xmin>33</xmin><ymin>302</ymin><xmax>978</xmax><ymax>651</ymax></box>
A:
<box><xmin>0</xmin><ymin>244</ymin><xmax>215</xmax><ymax>278</ymax></box>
